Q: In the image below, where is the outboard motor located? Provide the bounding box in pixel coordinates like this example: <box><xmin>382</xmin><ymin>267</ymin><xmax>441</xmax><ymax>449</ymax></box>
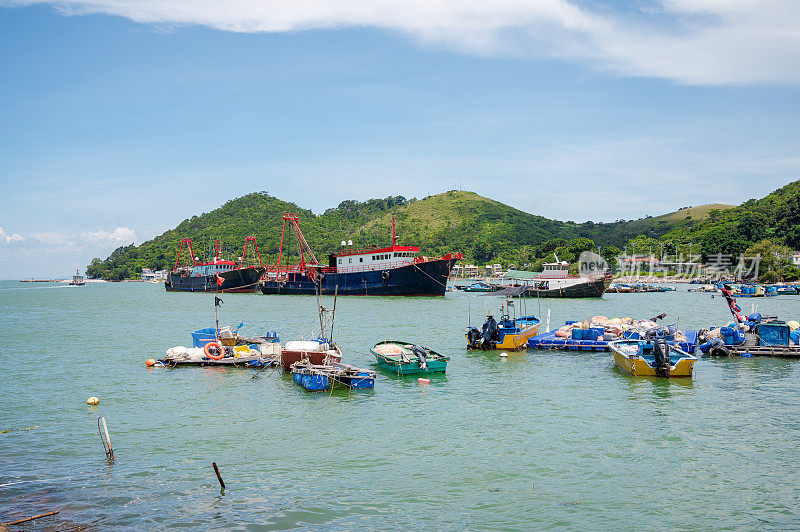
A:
<box><xmin>646</xmin><ymin>327</ymin><xmax>671</xmax><ymax>377</ymax></box>
<box><xmin>467</xmin><ymin>328</ymin><xmax>483</xmax><ymax>349</ymax></box>
<box><xmin>411</xmin><ymin>345</ymin><xmax>428</xmax><ymax>370</ymax></box>
<box><xmin>481</xmin><ymin>315</ymin><xmax>499</xmax><ymax>350</ymax></box>
<box><xmin>708</xmin><ymin>338</ymin><xmax>729</xmax><ymax>357</ymax></box>
<box><xmin>652</xmin><ymin>338</ymin><xmax>671</xmax><ymax>378</ymax></box>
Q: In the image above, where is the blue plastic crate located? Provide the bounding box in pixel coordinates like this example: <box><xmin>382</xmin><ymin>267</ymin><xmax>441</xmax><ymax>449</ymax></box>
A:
<box><xmin>759</xmin><ymin>322</ymin><xmax>790</xmax><ymax>346</ymax></box>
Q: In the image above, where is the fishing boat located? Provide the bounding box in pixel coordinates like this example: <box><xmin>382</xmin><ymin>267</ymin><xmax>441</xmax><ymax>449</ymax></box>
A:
<box><xmin>466</xmin><ymin>311</ymin><xmax>541</xmax><ymax>350</ymax></box>
<box><xmin>258</xmin><ymin>213</ymin><xmax>462</xmax><ymax>296</ymax></box>
<box><xmin>688</xmin><ymin>284</ymin><xmax>719</xmax><ymax>293</ymax></box>
<box><xmin>281</xmin><ymin>340</ymin><xmax>343</xmax><ymax>370</ymax></box>
<box><xmin>280</xmin><ymin>284</ymin><xmax>344</xmax><ymax>370</ymax></box>
<box><xmin>519</xmin><ymin>258</ymin><xmax>612</xmax><ymax>298</ymax></box>
<box><xmin>462</xmin><ymin>282</ymin><xmax>497</xmax><ymax>293</ymax></box>
<box><xmin>165</xmin><ymin>237</ymin><xmax>266</xmax><ymax>293</ymax></box>
<box><xmin>371</xmin><ymin>341</ymin><xmax>449</xmax><ymax>375</ymax></box>
<box><xmin>465</xmin><ymin>287</ymin><xmax>541</xmax><ymax>350</ymax></box>
<box><xmin>609</xmin><ymin>336</ymin><xmax>697</xmax><ymax>378</ymax></box>
<box><xmin>775</xmin><ymin>285</ymin><xmax>798</xmax><ymax>295</ymax></box>
<box><xmin>68</xmin><ymin>269</ymin><xmax>85</xmax><ymax>286</ymax></box>
<box><xmin>290</xmin><ymin>361</ymin><xmax>376</xmax><ymax>391</ymax></box>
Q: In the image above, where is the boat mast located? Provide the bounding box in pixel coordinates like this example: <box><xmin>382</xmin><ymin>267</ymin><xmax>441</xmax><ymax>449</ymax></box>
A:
<box><xmin>391</xmin><ymin>216</ymin><xmax>396</xmax><ymax>248</ymax></box>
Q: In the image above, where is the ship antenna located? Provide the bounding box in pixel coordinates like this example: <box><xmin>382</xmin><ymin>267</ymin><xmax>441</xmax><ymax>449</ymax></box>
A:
<box><xmin>391</xmin><ymin>216</ymin><xmax>396</xmax><ymax>248</ymax></box>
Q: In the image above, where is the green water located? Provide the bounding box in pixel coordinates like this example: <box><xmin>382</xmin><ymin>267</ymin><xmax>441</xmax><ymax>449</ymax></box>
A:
<box><xmin>2</xmin><ymin>281</ymin><xmax>799</xmax><ymax>529</ymax></box>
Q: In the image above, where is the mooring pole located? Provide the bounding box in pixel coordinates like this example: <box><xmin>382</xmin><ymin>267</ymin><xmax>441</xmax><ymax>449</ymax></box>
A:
<box><xmin>212</xmin><ymin>462</ymin><xmax>225</xmax><ymax>491</ymax></box>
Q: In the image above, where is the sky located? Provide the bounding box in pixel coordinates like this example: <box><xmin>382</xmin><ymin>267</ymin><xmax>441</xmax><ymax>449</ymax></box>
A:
<box><xmin>1</xmin><ymin>0</ymin><xmax>799</xmax><ymax>279</ymax></box>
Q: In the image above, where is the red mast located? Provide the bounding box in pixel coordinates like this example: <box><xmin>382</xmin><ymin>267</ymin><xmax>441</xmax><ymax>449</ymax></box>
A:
<box><xmin>270</xmin><ymin>213</ymin><xmax>319</xmax><ymax>274</ymax></box>
<box><xmin>173</xmin><ymin>238</ymin><xmax>197</xmax><ymax>271</ymax></box>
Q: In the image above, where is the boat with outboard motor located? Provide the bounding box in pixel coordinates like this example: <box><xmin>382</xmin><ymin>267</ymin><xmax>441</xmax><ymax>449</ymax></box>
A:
<box><xmin>466</xmin><ymin>312</ymin><xmax>541</xmax><ymax>351</ymax></box>
<box><xmin>165</xmin><ymin>237</ymin><xmax>265</xmax><ymax>293</ymax></box>
<box><xmin>609</xmin><ymin>329</ymin><xmax>697</xmax><ymax>378</ymax></box>
<box><xmin>371</xmin><ymin>341</ymin><xmax>449</xmax><ymax>375</ymax></box>
<box><xmin>465</xmin><ymin>286</ymin><xmax>542</xmax><ymax>350</ymax></box>
<box><xmin>258</xmin><ymin>213</ymin><xmax>461</xmax><ymax>296</ymax></box>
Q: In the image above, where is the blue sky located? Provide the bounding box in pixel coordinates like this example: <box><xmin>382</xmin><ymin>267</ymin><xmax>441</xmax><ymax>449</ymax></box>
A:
<box><xmin>1</xmin><ymin>1</ymin><xmax>799</xmax><ymax>278</ymax></box>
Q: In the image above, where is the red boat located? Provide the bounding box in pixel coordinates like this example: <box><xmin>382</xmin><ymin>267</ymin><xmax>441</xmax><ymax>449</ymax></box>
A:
<box><xmin>165</xmin><ymin>237</ymin><xmax>266</xmax><ymax>293</ymax></box>
<box><xmin>259</xmin><ymin>214</ymin><xmax>462</xmax><ymax>296</ymax></box>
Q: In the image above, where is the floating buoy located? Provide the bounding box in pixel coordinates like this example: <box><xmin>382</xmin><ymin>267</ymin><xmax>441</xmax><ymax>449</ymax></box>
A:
<box><xmin>86</xmin><ymin>397</ymin><xmax>99</xmax><ymax>405</ymax></box>
<box><xmin>418</xmin><ymin>378</ymin><xmax>430</xmax><ymax>384</ymax></box>
<box><xmin>145</xmin><ymin>358</ymin><xmax>156</xmax><ymax>367</ymax></box>
<box><xmin>500</xmin><ymin>352</ymin><xmax>509</xmax><ymax>358</ymax></box>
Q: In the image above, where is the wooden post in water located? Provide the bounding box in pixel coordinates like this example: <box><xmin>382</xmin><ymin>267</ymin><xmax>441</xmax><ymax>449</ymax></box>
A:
<box><xmin>97</xmin><ymin>417</ymin><xmax>113</xmax><ymax>460</ymax></box>
<box><xmin>212</xmin><ymin>462</ymin><xmax>225</xmax><ymax>491</ymax></box>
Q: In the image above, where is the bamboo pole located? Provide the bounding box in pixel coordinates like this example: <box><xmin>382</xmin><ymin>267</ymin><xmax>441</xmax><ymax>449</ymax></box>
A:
<box><xmin>1</xmin><ymin>510</ymin><xmax>59</xmax><ymax>527</ymax></box>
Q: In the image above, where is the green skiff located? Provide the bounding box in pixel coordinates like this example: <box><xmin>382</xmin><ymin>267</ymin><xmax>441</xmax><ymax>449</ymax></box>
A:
<box><xmin>371</xmin><ymin>340</ymin><xmax>449</xmax><ymax>375</ymax></box>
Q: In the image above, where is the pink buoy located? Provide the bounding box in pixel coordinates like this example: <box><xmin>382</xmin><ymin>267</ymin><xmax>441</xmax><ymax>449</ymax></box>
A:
<box><xmin>418</xmin><ymin>378</ymin><xmax>430</xmax><ymax>384</ymax></box>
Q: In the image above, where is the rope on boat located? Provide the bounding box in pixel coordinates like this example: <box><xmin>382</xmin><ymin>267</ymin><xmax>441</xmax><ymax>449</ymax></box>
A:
<box><xmin>411</xmin><ymin>262</ymin><xmax>449</xmax><ymax>289</ymax></box>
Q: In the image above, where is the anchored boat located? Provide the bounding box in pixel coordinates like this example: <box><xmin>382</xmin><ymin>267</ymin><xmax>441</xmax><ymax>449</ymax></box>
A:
<box><xmin>466</xmin><ymin>312</ymin><xmax>541</xmax><ymax>351</ymax></box>
<box><xmin>165</xmin><ymin>237</ymin><xmax>265</xmax><ymax>293</ymax></box>
<box><xmin>259</xmin><ymin>213</ymin><xmax>462</xmax><ymax>296</ymax></box>
<box><xmin>290</xmin><ymin>361</ymin><xmax>376</xmax><ymax>391</ymax></box>
<box><xmin>465</xmin><ymin>286</ymin><xmax>541</xmax><ymax>350</ymax></box>
<box><xmin>371</xmin><ymin>341</ymin><xmax>449</xmax><ymax>375</ymax></box>
<box><xmin>610</xmin><ymin>333</ymin><xmax>697</xmax><ymax>378</ymax></box>
<box><xmin>507</xmin><ymin>258</ymin><xmax>611</xmax><ymax>298</ymax></box>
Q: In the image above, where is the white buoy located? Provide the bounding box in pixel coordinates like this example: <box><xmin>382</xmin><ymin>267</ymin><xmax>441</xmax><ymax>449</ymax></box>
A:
<box><xmin>500</xmin><ymin>352</ymin><xmax>509</xmax><ymax>358</ymax></box>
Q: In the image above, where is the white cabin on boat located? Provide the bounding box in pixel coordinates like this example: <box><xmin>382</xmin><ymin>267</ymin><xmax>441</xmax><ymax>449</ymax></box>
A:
<box><xmin>536</xmin><ymin>261</ymin><xmax>570</xmax><ymax>279</ymax></box>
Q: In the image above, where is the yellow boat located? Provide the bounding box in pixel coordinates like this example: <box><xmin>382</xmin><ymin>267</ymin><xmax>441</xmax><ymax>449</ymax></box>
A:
<box><xmin>610</xmin><ymin>339</ymin><xmax>697</xmax><ymax>378</ymax></box>
<box><xmin>467</xmin><ymin>314</ymin><xmax>541</xmax><ymax>350</ymax></box>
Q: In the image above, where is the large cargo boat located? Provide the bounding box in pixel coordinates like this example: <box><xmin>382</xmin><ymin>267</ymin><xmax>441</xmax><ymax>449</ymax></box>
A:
<box><xmin>258</xmin><ymin>213</ymin><xmax>461</xmax><ymax>296</ymax></box>
<box><xmin>165</xmin><ymin>237</ymin><xmax>266</xmax><ymax>293</ymax></box>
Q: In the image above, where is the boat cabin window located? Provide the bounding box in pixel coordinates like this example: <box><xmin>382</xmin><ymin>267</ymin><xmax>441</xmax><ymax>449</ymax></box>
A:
<box><xmin>348</xmin><ymin>258</ymin><xmax>352</xmax><ymax>263</ymax></box>
<box><xmin>338</xmin><ymin>259</ymin><xmax>342</xmax><ymax>265</ymax></box>
<box><xmin>359</xmin><ymin>257</ymin><xmax>363</xmax><ymax>262</ymax></box>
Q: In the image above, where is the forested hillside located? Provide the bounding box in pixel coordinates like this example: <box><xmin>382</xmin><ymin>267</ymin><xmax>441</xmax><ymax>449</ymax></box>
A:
<box><xmin>85</xmin><ymin>182</ymin><xmax>798</xmax><ymax>280</ymax></box>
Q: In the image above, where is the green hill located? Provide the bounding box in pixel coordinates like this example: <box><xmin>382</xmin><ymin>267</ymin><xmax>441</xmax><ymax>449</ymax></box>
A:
<box><xmin>661</xmin><ymin>179</ymin><xmax>800</xmax><ymax>256</ymax></box>
<box><xmin>85</xmin><ymin>181</ymin><xmax>799</xmax><ymax>280</ymax></box>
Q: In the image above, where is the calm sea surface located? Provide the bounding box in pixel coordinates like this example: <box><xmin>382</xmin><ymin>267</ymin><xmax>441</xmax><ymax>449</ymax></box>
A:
<box><xmin>1</xmin><ymin>280</ymin><xmax>799</xmax><ymax>530</ymax></box>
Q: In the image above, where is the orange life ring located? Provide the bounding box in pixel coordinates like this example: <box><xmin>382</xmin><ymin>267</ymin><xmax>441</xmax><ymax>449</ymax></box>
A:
<box><xmin>204</xmin><ymin>342</ymin><xmax>224</xmax><ymax>360</ymax></box>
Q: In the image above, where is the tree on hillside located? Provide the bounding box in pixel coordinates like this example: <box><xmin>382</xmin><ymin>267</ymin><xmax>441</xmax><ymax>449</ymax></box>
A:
<box><xmin>744</xmin><ymin>239</ymin><xmax>799</xmax><ymax>282</ymax></box>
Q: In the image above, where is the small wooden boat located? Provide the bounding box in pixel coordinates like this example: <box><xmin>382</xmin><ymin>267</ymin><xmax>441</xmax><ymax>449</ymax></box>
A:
<box><xmin>281</xmin><ymin>340</ymin><xmax>342</xmax><ymax>370</ymax></box>
<box><xmin>290</xmin><ymin>361</ymin><xmax>376</xmax><ymax>391</ymax></box>
<box><xmin>609</xmin><ymin>339</ymin><xmax>697</xmax><ymax>378</ymax></box>
<box><xmin>371</xmin><ymin>341</ymin><xmax>449</xmax><ymax>375</ymax></box>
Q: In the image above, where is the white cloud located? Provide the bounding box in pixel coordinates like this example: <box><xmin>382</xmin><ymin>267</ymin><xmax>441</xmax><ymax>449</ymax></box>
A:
<box><xmin>4</xmin><ymin>0</ymin><xmax>800</xmax><ymax>84</ymax></box>
<box><xmin>0</xmin><ymin>227</ymin><xmax>25</xmax><ymax>244</ymax></box>
<box><xmin>80</xmin><ymin>226</ymin><xmax>137</xmax><ymax>244</ymax></box>
<box><xmin>30</xmin><ymin>232</ymin><xmax>72</xmax><ymax>245</ymax></box>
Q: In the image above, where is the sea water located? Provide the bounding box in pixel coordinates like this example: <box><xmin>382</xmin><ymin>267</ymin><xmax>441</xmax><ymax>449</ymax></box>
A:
<box><xmin>1</xmin><ymin>281</ymin><xmax>799</xmax><ymax>529</ymax></box>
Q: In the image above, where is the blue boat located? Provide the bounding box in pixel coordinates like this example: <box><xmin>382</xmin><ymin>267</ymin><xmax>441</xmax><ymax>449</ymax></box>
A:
<box><xmin>290</xmin><ymin>361</ymin><xmax>376</xmax><ymax>391</ymax></box>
